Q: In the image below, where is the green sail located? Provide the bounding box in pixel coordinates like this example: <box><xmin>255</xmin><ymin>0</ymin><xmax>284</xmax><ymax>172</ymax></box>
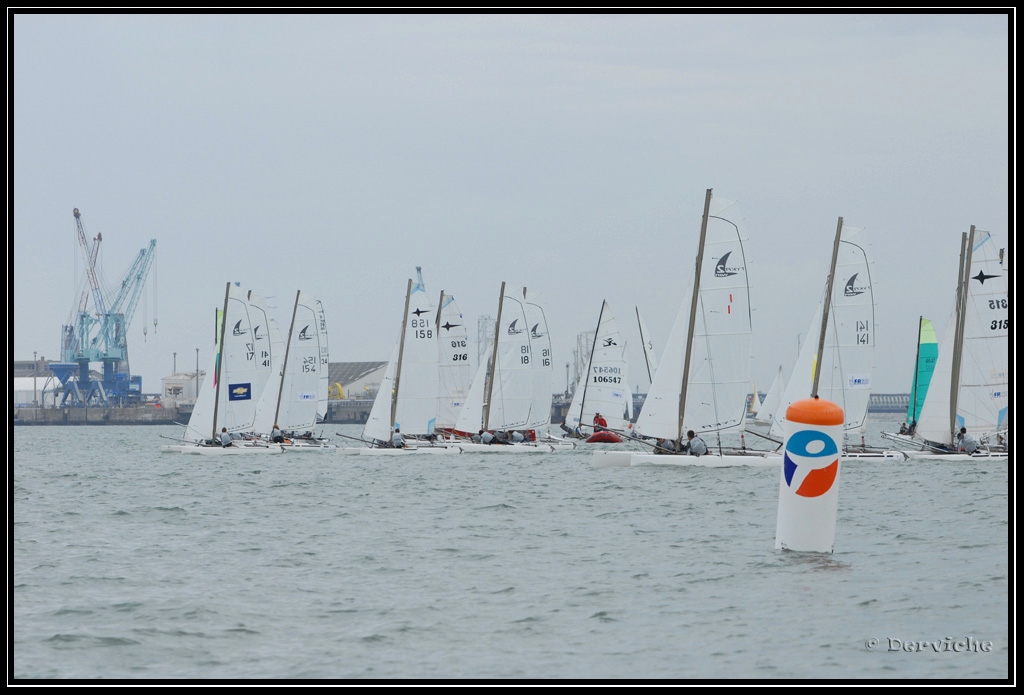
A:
<box><xmin>906</xmin><ymin>317</ymin><xmax>938</xmax><ymax>425</ymax></box>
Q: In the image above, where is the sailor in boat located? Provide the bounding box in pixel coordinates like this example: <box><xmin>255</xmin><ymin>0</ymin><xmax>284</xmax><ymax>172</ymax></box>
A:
<box><xmin>271</xmin><ymin>424</ymin><xmax>284</xmax><ymax>443</ymax></box>
<box><xmin>391</xmin><ymin>427</ymin><xmax>406</xmax><ymax>449</ymax></box>
<box><xmin>679</xmin><ymin>430</ymin><xmax>708</xmax><ymax>457</ymax></box>
<box><xmin>653</xmin><ymin>437</ymin><xmax>676</xmax><ymax>455</ymax></box>
<box><xmin>957</xmin><ymin>427</ymin><xmax>978</xmax><ymax>454</ymax></box>
<box><xmin>593</xmin><ymin>413</ymin><xmax>608</xmax><ymax>432</ymax></box>
<box><xmin>472</xmin><ymin>430</ymin><xmax>484</xmax><ymax>443</ymax></box>
<box><xmin>510</xmin><ymin>430</ymin><xmax>526</xmax><ymax>443</ymax></box>
<box><xmin>219</xmin><ymin>427</ymin><xmax>233</xmax><ymax>448</ymax></box>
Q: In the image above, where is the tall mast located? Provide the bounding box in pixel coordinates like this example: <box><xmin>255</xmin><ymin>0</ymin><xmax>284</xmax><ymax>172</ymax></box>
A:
<box><xmin>678</xmin><ymin>188</ymin><xmax>713</xmax><ymax>440</ymax></box>
<box><xmin>948</xmin><ymin>227</ymin><xmax>974</xmax><ymax>442</ymax></box>
<box><xmin>273</xmin><ymin>290</ymin><xmax>301</xmax><ymax>427</ymax></box>
<box><xmin>391</xmin><ymin>278</ymin><xmax>413</xmax><ymax>434</ymax></box>
<box><xmin>575</xmin><ymin>300</ymin><xmax>606</xmax><ymax>428</ymax></box>
<box><xmin>483</xmin><ymin>282</ymin><xmax>506</xmax><ymax>430</ymax></box>
<box><xmin>811</xmin><ymin>217</ymin><xmax>844</xmax><ymax>398</ymax></box>
<box><xmin>909</xmin><ymin>315</ymin><xmax>924</xmax><ymax>423</ymax></box>
<box><xmin>210</xmin><ymin>282</ymin><xmax>231</xmax><ymax>440</ymax></box>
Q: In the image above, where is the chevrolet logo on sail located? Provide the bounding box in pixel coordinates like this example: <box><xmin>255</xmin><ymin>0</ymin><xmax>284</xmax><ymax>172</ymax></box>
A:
<box><xmin>228</xmin><ymin>383</ymin><xmax>252</xmax><ymax>401</ymax></box>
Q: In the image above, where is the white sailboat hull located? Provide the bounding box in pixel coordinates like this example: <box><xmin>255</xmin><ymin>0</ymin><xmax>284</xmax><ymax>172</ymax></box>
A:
<box><xmin>356</xmin><ymin>445</ymin><xmax>461</xmax><ymax>456</ymax></box>
<box><xmin>593</xmin><ymin>449</ymin><xmax>910</xmax><ymax>468</ymax></box>
<box><xmin>161</xmin><ymin>443</ymin><xmax>285</xmax><ymax>455</ymax></box>
<box><xmin>456</xmin><ymin>441</ymin><xmax>576</xmax><ymax>454</ymax></box>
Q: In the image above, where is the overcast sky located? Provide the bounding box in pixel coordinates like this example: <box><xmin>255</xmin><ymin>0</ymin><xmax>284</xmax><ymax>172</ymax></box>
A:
<box><xmin>12</xmin><ymin>12</ymin><xmax>1010</xmax><ymax>400</ymax></box>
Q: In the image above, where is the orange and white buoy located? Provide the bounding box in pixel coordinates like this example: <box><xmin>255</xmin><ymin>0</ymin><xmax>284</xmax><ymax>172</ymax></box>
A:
<box><xmin>774</xmin><ymin>396</ymin><xmax>844</xmax><ymax>553</ymax></box>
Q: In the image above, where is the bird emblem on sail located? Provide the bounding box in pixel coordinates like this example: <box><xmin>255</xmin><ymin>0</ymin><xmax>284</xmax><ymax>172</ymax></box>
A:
<box><xmin>232</xmin><ymin>320</ymin><xmax>248</xmax><ymax>336</ymax></box>
<box><xmin>531</xmin><ymin>323</ymin><xmax>545</xmax><ymax>338</ymax></box>
<box><xmin>298</xmin><ymin>325</ymin><xmax>313</xmax><ymax>341</ymax></box>
<box><xmin>507</xmin><ymin>319</ymin><xmax>524</xmax><ymax>335</ymax></box>
<box><xmin>714</xmin><ymin>251</ymin><xmax>743</xmax><ymax>278</ymax></box>
<box><xmin>843</xmin><ymin>273</ymin><xmax>868</xmax><ymax>297</ymax></box>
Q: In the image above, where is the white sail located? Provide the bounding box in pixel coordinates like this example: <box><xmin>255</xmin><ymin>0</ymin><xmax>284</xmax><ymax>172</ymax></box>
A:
<box><xmin>453</xmin><ymin>357</ymin><xmax>488</xmax><ymax>435</ymax></box>
<box><xmin>753</xmin><ymin>365</ymin><xmax>785</xmax><ymax>426</ymax></box>
<box><xmin>251</xmin><ymin>292</ymin><xmax>328</xmax><ymax>435</ymax></box>
<box><xmin>436</xmin><ymin>291</ymin><xmax>473</xmax><ymax>430</ymax></box>
<box><xmin>233</xmin><ymin>289</ymin><xmax>278</xmax><ymax>433</ymax></box>
<box><xmin>770</xmin><ymin>223</ymin><xmax>875</xmax><ymax>439</ymax></box>
<box><xmin>363</xmin><ymin>343</ymin><xmax>398</xmax><ymax>444</ymax></box>
<box><xmin>313</xmin><ymin>296</ymin><xmax>330</xmax><ymax>424</ymax></box>
<box><xmin>282</xmin><ymin>292</ymin><xmax>329</xmax><ymax>431</ymax></box>
<box><xmin>524</xmin><ymin>289</ymin><xmax>554</xmax><ymax>431</ymax></box>
<box><xmin>393</xmin><ymin>273</ymin><xmax>440</xmax><ymax>436</ymax></box>
<box><xmin>566</xmin><ymin>301</ymin><xmax>631</xmax><ymax>433</ymax></box>
<box><xmin>915</xmin><ymin>230</ymin><xmax>1008</xmax><ymax>447</ymax></box>
<box><xmin>184</xmin><ymin>348</ymin><xmax>220</xmax><ymax>443</ymax></box>
<box><xmin>251</xmin><ymin>312</ymin><xmax>287</xmax><ymax>435</ymax></box>
<box><xmin>634</xmin><ymin>192</ymin><xmax>753</xmax><ymax>441</ymax></box>
<box><xmin>486</xmin><ymin>285</ymin><xmax>534</xmax><ymax>430</ymax></box>
<box><xmin>635</xmin><ymin>306</ymin><xmax>658</xmax><ymax>385</ymax></box>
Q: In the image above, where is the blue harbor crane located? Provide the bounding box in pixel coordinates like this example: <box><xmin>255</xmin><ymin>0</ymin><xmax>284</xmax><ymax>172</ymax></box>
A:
<box><xmin>52</xmin><ymin>208</ymin><xmax>157</xmax><ymax>406</ymax></box>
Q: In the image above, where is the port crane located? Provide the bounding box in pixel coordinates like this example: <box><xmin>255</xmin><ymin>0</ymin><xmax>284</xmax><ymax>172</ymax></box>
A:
<box><xmin>54</xmin><ymin>208</ymin><xmax>157</xmax><ymax>406</ymax></box>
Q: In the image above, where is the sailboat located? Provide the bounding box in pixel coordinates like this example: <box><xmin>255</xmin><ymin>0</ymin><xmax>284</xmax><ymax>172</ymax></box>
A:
<box><xmin>339</xmin><ymin>270</ymin><xmax>457</xmax><ymax>455</ymax></box>
<box><xmin>764</xmin><ymin>218</ymin><xmax>896</xmax><ymax>458</ymax></box>
<box><xmin>563</xmin><ymin>300</ymin><xmax>631</xmax><ymax>443</ymax></box>
<box><xmin>252</xmin><ymin>291</ymin><xmax>334</xmax><ymax>451</ymax></box>
<box><xmin>595</xmin><ymin>189</ymin><xmax>770</xmax><ymax>468</ymax></box>
<box><xmin>882</xmin><ymin>228</ymin><xmax>1008</xmax><ymax>459</ymax></box>
<box><xmin>161</xmin><ymin>282</ymin><xmax>285</xmax><ymax>454</ymax></box>
<box><xmin>454</xmin><ymin>282</ymin><xmax>576</xmax><ymax>453</ymax></box>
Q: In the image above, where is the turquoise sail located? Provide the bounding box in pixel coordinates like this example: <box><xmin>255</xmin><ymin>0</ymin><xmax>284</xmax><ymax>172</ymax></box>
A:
<box><xmin>906</xmin><ymin>317</ymin><xmax>938</xmax><ymax>426</ymax></box>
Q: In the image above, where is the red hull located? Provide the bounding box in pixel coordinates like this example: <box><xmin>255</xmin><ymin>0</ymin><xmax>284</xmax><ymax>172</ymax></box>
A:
<box><xmin>586</xmin><ymin>431</ymin><xmax>623</xmax><ymax>444</ymax></box>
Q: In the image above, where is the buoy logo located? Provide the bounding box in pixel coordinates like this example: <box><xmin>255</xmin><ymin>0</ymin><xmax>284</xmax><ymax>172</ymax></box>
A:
<box><xmin>783</xmin><ymin>429</ymin><xmax>839</xmax><ymax>497</ymax></box>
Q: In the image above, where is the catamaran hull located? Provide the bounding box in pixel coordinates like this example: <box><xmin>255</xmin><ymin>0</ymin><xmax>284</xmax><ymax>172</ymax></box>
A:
<box><xmin>903</xmin><ymin>451</ymin><xmax>1008</xmax><ymax>461</ymax></box>
<box><xmin>593</xmin><ymin>449</ymin><xmax>911</xmax><ymax>468</ymax></box>
<box><xmin>161</xmin><ymin>444</ymin><xmax>285</xmax><ymax>455</ymax></box>
<box><xmin>282</xmin><ymin>443</ymin><xmax>338</xmax><ymax>453</ymax></box>
<box><xmin>456</xmin><ymin>442</ymin><xmax>576</xmax><ymax>454</ymax></box>
<box><xmin>334</xmin><ymin>444</ymin><xmax>462</xmax><ymax>455</ymax></box>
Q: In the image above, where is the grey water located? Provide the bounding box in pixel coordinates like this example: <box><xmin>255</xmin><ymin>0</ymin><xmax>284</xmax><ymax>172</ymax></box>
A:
<box><xmin>13</xmin><ymin>417</ymin><xmax>1009</xmax><ymax>681</ymax></box>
